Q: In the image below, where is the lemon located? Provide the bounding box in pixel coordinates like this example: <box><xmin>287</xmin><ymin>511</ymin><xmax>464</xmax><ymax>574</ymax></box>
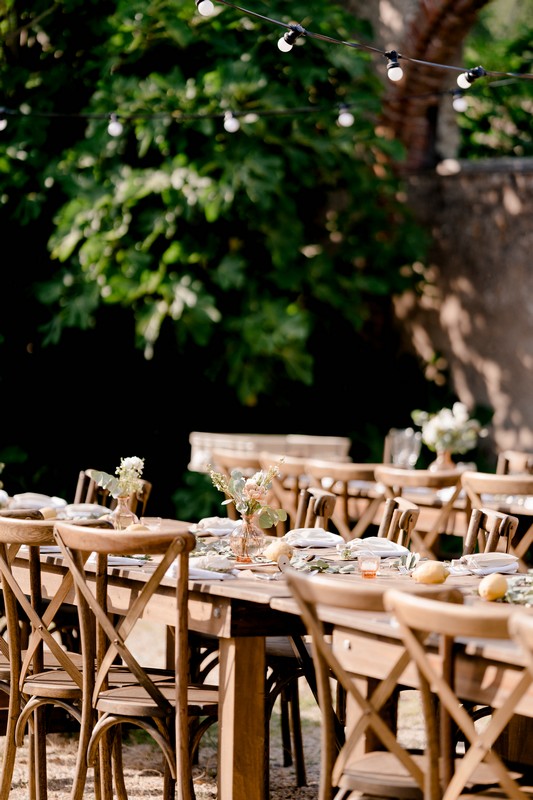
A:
<box><xmin>411</xmin><ymin>561</ymin><xmax>449</xmax><ymax>584</ymax></box>
<box><xmin>263</xmin><ymin>540</ymin><xmax>294</xmax><ymax>562</ymax></box>
<box><xmin>478</xmin><ymin>572</ymin><xmax>508</xmax><ymax>601</ymax></box>
<box><xmin>125</xmin><ymin>522</ymin><xmax>151</xmax><ymax>531</ymax></box>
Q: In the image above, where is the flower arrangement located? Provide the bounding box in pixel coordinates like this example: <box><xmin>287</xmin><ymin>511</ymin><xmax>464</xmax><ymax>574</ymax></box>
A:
<box><xmin>89</xmin><ymin>456</ymin><xmax>145</xmax><ymax>499</ymax></box>
<box><xmin>411</xmin><ymin>402</ymin><xmax>483</xmax><ymax>455</ymax></box>
<box><xmin>208</xmin><ymin>462</ymin><xmax>288</xmax><ymax>529</ymax></box>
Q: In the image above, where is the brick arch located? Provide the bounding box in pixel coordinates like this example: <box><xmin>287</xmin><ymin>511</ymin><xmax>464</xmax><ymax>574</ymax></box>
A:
<box><xmin>380</xmin><ymin>0</ymin><xmax>491</xmax><ymax>171</ymax></box>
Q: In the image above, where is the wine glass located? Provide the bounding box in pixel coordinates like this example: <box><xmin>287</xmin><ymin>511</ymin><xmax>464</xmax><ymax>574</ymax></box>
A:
<box><xmin>389</xmin><ymin>427</ymin><xmax>422</xmax><ymax>468</ymax></box>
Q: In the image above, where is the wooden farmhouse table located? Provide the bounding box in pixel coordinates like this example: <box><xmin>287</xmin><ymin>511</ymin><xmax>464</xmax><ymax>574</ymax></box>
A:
<box><xmin>11</xmin><ymin>536</ymin><xmax>533</xmax><ymax>800</ymax></box>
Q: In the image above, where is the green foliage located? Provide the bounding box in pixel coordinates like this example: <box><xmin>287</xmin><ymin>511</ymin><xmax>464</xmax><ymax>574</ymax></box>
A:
<box><xmin>0</xmin><ymin>0</ymin><xmax>427</xmax><ymax>407</ymax></box>
<box><xmin>456</xmin><ymin>0</ymin><xmax>533</xmax><ymax>158</ymax></box>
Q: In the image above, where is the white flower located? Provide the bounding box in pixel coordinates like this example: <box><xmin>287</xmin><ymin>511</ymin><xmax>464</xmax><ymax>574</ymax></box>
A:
<box><xmin>208</xmin><ymin>462</ymin><xmax>288</xmax><ymax>529</ymax></box>
<box><xmin>411</xmin><ymin>403</ymin><xmax>484</xmax><ymax>455</ymax></box>
<box><xmin>89</xmin><ymin>456</ymin><xmax>145</xmax><ymax>499</ymax></box>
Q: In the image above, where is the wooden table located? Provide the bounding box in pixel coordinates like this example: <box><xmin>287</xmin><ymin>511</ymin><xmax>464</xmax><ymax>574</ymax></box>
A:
<box><xmin>13</xmin><ymin>545</ymin><xmax>533</xmax><ymax>800</ymax></box>
<box><xmin>13</xmin><ymin>549</ymin><xmax>304</xmax><ymax>800</ymax></box>
<box><xmin>272</xmin><ymin>568</ymin><xmax>533</xmax><ymax>768</ymax></box>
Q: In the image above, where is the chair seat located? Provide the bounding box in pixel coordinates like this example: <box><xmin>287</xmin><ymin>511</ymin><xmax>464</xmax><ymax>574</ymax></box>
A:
<box><xmin>96</xmin><ymin>682</ymin><xmax>219</xmax><ymax>717</ymax></box>
<box><xmin>339</xmin><ymin>752</ymin><xmax>514</xmax><ymax>800</ymax></box>
<box><xmin>21</xmin><ymin>670</ymin><xmax>83</xmax><ymax>699</ymax></box>
<box><xmin>22</xmin><ymin>661</ymin><xmax>176</xmax><ymax>697</ymax></box>
<box><xmin>265</xmin><ymin>635</ymin><xmax>311</xmax><ymax>659</ymax></box>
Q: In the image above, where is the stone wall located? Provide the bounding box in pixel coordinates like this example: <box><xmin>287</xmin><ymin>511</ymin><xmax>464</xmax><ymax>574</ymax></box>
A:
<box><xmin>395</xmin><ymin>158</ymin><xmax>533</xmax><ymax>452</ymax></box>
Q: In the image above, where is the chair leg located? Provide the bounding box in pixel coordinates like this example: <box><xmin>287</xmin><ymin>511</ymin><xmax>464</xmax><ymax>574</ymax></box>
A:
<box><xmin>0</xmin><ymin>684</ymin><xmax>19</xmax><ymax>798</ymax></box>
<box><xmin>279</xmin><ymin>688</ymin><xmax>293</xmax><ymax>767</ymax></box>
<box><xmin>287</xmin><ymin>678</ymin><xmax>307</xmax><ymax>786</ymax></box>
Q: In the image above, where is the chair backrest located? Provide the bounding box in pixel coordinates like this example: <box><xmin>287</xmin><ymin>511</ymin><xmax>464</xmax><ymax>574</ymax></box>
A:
<box><xmin>384</xmin><ymin>589</ymin><xmax>531</xmax><ymax>799</ymax></box>
<box><xmin>53</xmin><ymin>520</ymin><xmax>197</xmax><ymax>789</ymax></box>
<box><xmin>304</xmin><ymin>458</ymin><xmax>383</xmax><ymax>541</ymax></box>
<box><xmin>293</xmin><ymin>486</ymin><xmax>337</xmax><ymax>530</ymax></box>
<box><xmin>460</xmin><ymin>469</ymin><xmax>533</xmax><ymax>568</ymax></box>
<box><xmin>462</xmin><ymin>506</ymin><xmax>519</xmax><ymax>555</ymax></box>
<box><xmin>0</xmin><ymin>516</ymin><xmax>84</xmax><ymax>700</ymax></box>
<box><xmin>74</xmin><ymin>468</ymin><xmax>152</xmax><ymax>516</ymax></box>
<box><xmin>382</xmin><ymin>427</ymin><xmax>422</xmax><ymax>468</ymax></box>
<box><xmin>188</xmin><ymin>431</ymin><xmax>352</xmax><ymax>472</ymax></box>
<box><xmin>258</xmin><ymin>452</ymin><xmax>310</xmax><ymax>532</ymax></box>
<box><xmin>376</xmin><ymin>496</ymin><xmax>420</xmax><ymax>548</ymax></box>
<box><xmin>496</xmin><ymin>449</ymin><xmax>533</xmax><ymax>475</ymax></box>
<box><xmin>286</xmin><ymin>569</ymin><xmax>463</xmax><ymax>800</ymax></box>
<box><xmin>374</xmin><ymin>465</ymin><xmax>463</xmax><ymax>559</ymax></box>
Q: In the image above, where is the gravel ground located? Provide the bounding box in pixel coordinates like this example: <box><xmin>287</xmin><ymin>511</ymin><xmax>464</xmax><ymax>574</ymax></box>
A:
<box><xmin>2</xmin><ymin>622</ymin><xmax>424</xmax><ymax>799</ymax></box>
<box><xmin>3</xmin><ymin>684</ymin><xmax>425</xmax><ymax>799</ymax></box>
<box><xmin>3</xmin><ymin>681</ymin><xmax>323</xmax><ymax>799</ymax></box>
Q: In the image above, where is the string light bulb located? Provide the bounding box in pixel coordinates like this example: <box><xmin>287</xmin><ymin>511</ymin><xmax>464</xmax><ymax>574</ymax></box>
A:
<box><xmin>223</xmin><ymin>111</ymin><xmax>240</xmax><ymax>133</ymax></box>
<box><xmin>452</xmin><ymin>91</ymin><xmax>468</xmax><ymax>112</ymax></box>
<box><xmin>107</xmin><ymin>114</ymin><xmax>123</xmax><ymax>137</ymax></box>
<box><xmin>457</xmin><ymin>65</ymin><xmax>487</xmax><ymax>89</ymax></box>
<box><xmin>0</xmin><ymin>118</ymin><xmax>7</xmax><ymax>132</ymax></box>
<box><xmin>195</xmin><ymin>0</ymin><xmax>215</xmax><ymax>16</ymax></box>
<box><xmin>337</xmin><ymin>104</ymin><xmax>354</xmax><ymax>128</ymax></box>
<box><xmin>385</xmin><ymin>51</ymin><xmax>404</xmax><ymax>82</ymax></box>
<box><xmin>277</xmin><ymin>24</ymin><xmax>305</xmax><ymax>53</ymax></box>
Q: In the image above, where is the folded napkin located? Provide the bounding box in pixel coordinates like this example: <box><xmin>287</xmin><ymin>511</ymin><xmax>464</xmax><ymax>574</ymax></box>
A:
<box><xmin>20</xmin><ymin>544</ymin><xmax>61</xmax><ymax>554</ymax></box>
<box><xmin>458</xmin><ymin>552</ymin><xmax>519</xmax><ymax>576</ymax></box>
<box><xmin>61</xmin><ymin>503</ymin><xmax>110</xmax><ymax>520</ymax></box>
<box><xmin>0</xmin><ymin>489</ymin><xmax>8</xmax><ymax>508</ymax></box>
<box><xmin>188</xmin><ymin>567</ymin><xmax>236</xmax><ymax>581</ymax></box>
<box><xmin>189</xmin><ymin>554</ymin><xmax>235</xmax><ymax>572</ymax></box>
<box><xmin>9</xmin><ymin>493</ymin><xmax>67</xmax><ymax>510</ymax></box>
<box><xmin>189</xmin><ymin>517</ymin><xmax>240</xmax><ymax>537</ymax></box>
<box><xmin>87</xmin><ymin>554</ymin><xmax>147</xmax><ymax>567</ymax></box>
<box><xmin>282</xmin><ymin>528</ymin><xmax>344</xmax><ymax>548</ymax></box>
<box><xmin>163</xmin><ymin>554</ymin><xmax>236</xmax><ymax>581</ymax></box>
<box><xmin>343</xmin><ymin>536</ymin><xmax>410</xmax><ymax>558</ymax></box>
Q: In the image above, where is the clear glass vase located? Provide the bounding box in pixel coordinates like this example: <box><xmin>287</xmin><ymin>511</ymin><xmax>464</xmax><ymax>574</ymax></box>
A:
<box><xmin>428</xmin><ymin>449</ymin><xmax>456</xmax><ymax>472</ymax></box>
<box><xmin>111</xmin><ymin>495</ymin><xmax>139</xmax><ymax>530</ymax></box>
<box><xmin>229</xmin><ymin>514</ymin><xmax>265</xmax><ymax>563</ymax></box>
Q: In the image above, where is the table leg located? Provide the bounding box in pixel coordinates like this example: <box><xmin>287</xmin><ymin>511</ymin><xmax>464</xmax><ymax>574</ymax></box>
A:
<box><xmin>218</xmin><ymin>635</ymin><xmax>266</xmax><ymax>800</ymax></box>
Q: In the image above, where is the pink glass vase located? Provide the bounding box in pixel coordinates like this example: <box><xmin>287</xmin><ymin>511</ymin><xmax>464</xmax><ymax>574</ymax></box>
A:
<box><xmin>229</xmin><ymin>514</ymin><xmax>264</xmax><ymax>563</ymax></box>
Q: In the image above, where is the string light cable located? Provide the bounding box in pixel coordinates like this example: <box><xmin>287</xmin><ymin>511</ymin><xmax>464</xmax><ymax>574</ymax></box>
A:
<box><xmin>192</xmin><ymin>0</ymin><xmax>533</xmax><ymax>86</ymax></box>
<box><xmin>1</xmin><ymin>0</ymin><xmax>531</xmax><ymax>134</ymax></box>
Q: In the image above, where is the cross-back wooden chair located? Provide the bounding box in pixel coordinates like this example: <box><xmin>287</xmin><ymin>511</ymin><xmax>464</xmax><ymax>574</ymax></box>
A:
<box><xmin>190</xmin><ymin>485</ymin><xmax>338</xmax><ymax>793</ymax></box>
<box><xmin>460</xmin><ymin>470</ymin><xmax>533</xmax><ymax>571</ymax></box>
<box><xmin>304</xmin><ymin>457</ymin><xmax>384</xmax><ymax>541</ymax></box>
<box><xmin>53</xmin><ymin>520</ymin><xmax>218</xmax><ymax>800</ymax></box>
<box><xmin>285</xmin><ymin>569</ymin><xmax>463</xmax><ymax>800</ymax></box>
<box><xmin>373</xmin><ymin>465</ymin><xmax>464</xmax><ymax>559</ymax></box>
<box><xmin>509</xmin><ymin>611</ymin><xmax>533</xmax><ymax>778</ymax></box>
<box><xmin>74</xmin><ymin>467</ymin><xmax>152</xmax><ymax>516</ymax></box>
<box><xmin>461</xmin><ymin>506</ymin><xmax>519</xmax><ymax>556</ymax></box>
<box><xmin>293</xmin><ymin>485</ymin><xmax>337</xmax><ymax>529</ymax></box>
<box><xmin>258</xmin><ymin>451</ymin><xmax>310</xmax><ymax>533</ymax></box>
<box><xmin>376</xmin><ymin>496</ymin><xmax>420</xmax><ymax>548</ymax></box>
<box><xmin>0</xmin><ymin>514</ymin><xmax>88</xmax><ymax>800</ymax></box>
<box><xmin>496</xmin><ymin>449</ymin><xmax>533</xmax><ymax>475</ymax></box>
<box><xmin>384</xmin><ymin>589</ymin><xmax>533</xmax><ymax>800</ymax></box>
